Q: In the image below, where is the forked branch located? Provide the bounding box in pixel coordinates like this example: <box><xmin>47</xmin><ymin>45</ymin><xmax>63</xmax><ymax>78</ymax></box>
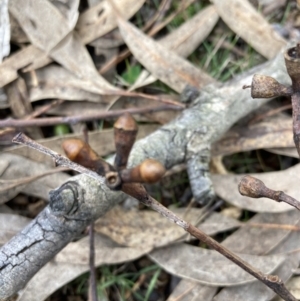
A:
<box><xmin>11</xmin><ymin>133</ymin><xmax>297</xmax><ymax>301</ymax></box>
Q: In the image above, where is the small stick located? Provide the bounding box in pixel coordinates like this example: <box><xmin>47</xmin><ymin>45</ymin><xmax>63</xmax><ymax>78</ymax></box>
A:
<box><xmin>13</xmin><ymin>133</ymin><xmax>297</xmax><ymax>301</ymax></box>
<box><xmin>1</xmin><ymin>105</ymin><xmax>181</xmax><ymax>128</ymax></box>
<box><xmin>25</xmin><ymin>99</ymin><xmax>65</xmax><ymax>119</ymax></box>
<box><xmin>238</xmin><ymin>175</ymin><xmax>300</xmax><ymax>211</ymax></box>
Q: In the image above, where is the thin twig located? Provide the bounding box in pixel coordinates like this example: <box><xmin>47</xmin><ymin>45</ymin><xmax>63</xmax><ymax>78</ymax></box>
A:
<box><xmin>13</xmin><ymin>134</ymin><xmax>297</xmax><ymax>301</ymax></box>
<box><xmin>25</xmin><ymin>99</ymin><xmax>65</xmax><ymax>119</ymax></box>
<box><xmin>1</xmin><ymin>104</ymin><xmax>182</xmax><ymax>128</ymax></box>
<box><xmin>144</xmin><ymin>196</ymin><xmax>296</xmax><ymax>301</ymax></box>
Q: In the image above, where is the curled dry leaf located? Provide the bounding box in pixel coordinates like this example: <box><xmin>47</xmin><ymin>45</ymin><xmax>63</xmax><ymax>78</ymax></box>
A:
<box><xmin>150</xmin><ymin>243</ymin><xmax>286</xmax><ymax>286</ymax></box>
<box><xmin>17</xmin><ymin>234</ymin><xmax>152</xmax><ymax>301</ymax></box>
<box><xmin>114</xmin><ymin>8</ymin><xmax>215</xmax><ymax>93</ymax></box>
<box><xmin>94</xmin><ymin>206</ymin><xmax>240</xmax><ymax>248</ymax></box>
<box><xmin>211</xmin><ymin>0</ymin><xmax>286</xmax><ymax>59</ymax></box>
<box><xmin>211</xmin><ymin>164</ymin><xmax>300</xmax><ymax>212</ymax></box>
<box><xmin>212</xmin><ymin>115</ymin><xmax>293</xmax><ymax>156</ymax></box>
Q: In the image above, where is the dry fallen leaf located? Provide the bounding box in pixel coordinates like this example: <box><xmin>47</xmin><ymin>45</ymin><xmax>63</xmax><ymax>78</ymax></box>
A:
<box><xmin>267</xmin><ymin>147</ymin><xmax>298</xmax><ymax>158</ymax></box>
<box><xmin>168</xmin><ymin>210</ymin><xmax>300</xmax><ymax>301</ymax></box>
<box><xmin>130</xmin><ymin>5</ymin><xmax>218</xmax><ymax>91</ymax></box>
<box><xmin>6</xmin><ymin>77</ymin><xmax>43</xmax><ymax>140</ymax></box>
<box><xmin>212</xmin><ymin>115</ymin><xmax>293</xmax><ymax>156</ymax></box>
<box><xmin>160</xmin><ymin>5</ymin><xmax>219</xmax><ymax>58</ymax></box>
<box><xmin>214</xmin><ymin>214</ymin><xmax>300</xmax><ymax>300</ymax></box>
<box><xmin>0</xmin><ymin>45</ymin><xmax>45</xmax><ymax>88</ymax></box>
<box><xmin>0</xmin><ymin>153</ymin><xmax>69</xmax><ymax>203</ymax></box>
<box><xmin>0</xmin><ymin>168</ymin><xmax>67</xmax><ymax>200</ymax></box>
<box><xmin>167</xmin><ymin>280</ymin><xmax>217</xmax><ymax>301</ymax></box>
<box><xmin>149</xmin><ymin>243</ymin><xmax>286</xmax><ymax>286</ymax></box>
<box><xmin>212</xmin><ymin>0</ymin><xmax>286</xmax><ymax>59</ymax></box>
<box><xmin>25</xmin><ymin>65</ymin><xmax>112</xmax><ymax>103</ymax></box>
<box><xmin>114</xmin><ymin>6</ymin><xmax>215</xmax><ymax>93</ymax></box>
<box><xmin>213</xmin><ymin>256</ymin><xmax>298</xmax><ymax>301</ymax></box>
<box><xmin>0</xmin><ymin>213</ymin><xmax>31</xmax><ymax>245</ymax></box>
<box><xmin>94</xmin><ymin>206</ymin><xmax>240</xmax><ymax>248</ymax></box>
<box><xmin>9</xmin><ymin>0</ymin><xmax>117</xmax><ymax>93</ymax></box>
<box><xmin>2</xmin><ymin>0</ymin><xmax>144</xmax><ymax>90</ymax></box>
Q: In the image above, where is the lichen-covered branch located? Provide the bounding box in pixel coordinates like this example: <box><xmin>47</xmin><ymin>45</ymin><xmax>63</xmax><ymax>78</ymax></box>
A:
<box><xmin>0</xmin><ymin>48</ymin><xmax>291</xmax><ymax>299</ymax></box>
<box><xmin>129</xmin><ymin>49</ymin><xmax>289</xmax><ymax>202</ymax></box>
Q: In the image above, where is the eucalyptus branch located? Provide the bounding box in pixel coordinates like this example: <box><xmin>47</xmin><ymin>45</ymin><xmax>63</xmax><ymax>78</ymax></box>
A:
<box><xmin>10</xmin><ymin>133</ymin><xmax>297</xmax><ymax>301</ymax></box>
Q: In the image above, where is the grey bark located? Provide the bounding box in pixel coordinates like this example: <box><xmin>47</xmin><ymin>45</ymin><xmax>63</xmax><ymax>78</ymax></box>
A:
<box><xmin>0</xmin><ymin>48</ymin><xmax>291</xmax><ymax>299</ymax></box>
<box><xmin>0</xmin><ymin>176</ymin><xmax>124</xmax><ymax>299</ymax></box>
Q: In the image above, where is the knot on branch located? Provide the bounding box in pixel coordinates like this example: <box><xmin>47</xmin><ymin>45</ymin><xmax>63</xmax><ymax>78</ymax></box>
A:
<box><xmin>49</xmin><ymin>181</ymin><xmax>87</xmax><ymax>221</ymax></box>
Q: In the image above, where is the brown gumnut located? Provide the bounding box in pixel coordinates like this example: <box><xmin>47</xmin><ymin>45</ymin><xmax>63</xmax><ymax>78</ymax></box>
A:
<box><xmin>62</xmin><ymin>139</ymin><xmax>112</xmax><ymax>175</ymax></box>
<box><xmin>120</xmin><ymin>159</ymin><xmax>166</xmax><ymax>183</ymax></box>
<box><xmin>238</xmin><ymin>175</ymin><xmax>269</xmax><ymax>198</ymax></box>
<box><xmin>248</xmin><ymin>74</ymin><xmax>292</xmax><ymax>98</ymax></box>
